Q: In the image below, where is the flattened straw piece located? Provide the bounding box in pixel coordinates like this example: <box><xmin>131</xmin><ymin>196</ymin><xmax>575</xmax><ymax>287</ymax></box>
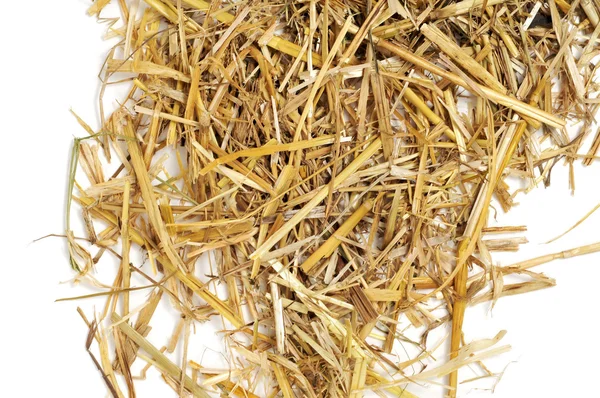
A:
<box><xmin>372</xmin><ymin>71</ymin><xmax>394</xmax><ymax>159</ymax></box>
<box><xmin>383</xmin><ymin>188</ymin><xmax>402</xmax><ymax>247</ymax></box>
<box><xmin>565</xmin><ymin>46</ymin><xmax>586</xmax><ymax>101</ymax></box>
<box><xmin>123</xmin><ymin>0</ymin><xmax>139</xmax><ymax>58</ymax></box>
<box><xmin>184</xmin><ymin>66</ymin><xmax>201</xmax><ymax>121</ymax></box>
<box><xmin>581</xmin><ymin>0</ymin><xmax>600</xmax><ymax>27</ymax></box>
<box><xmin>443</xmin><ymin>90</ymin><xmax>468</xmax><ymax>162</ymax></box>
<box><xmin>523</xmin><ymin>2</ymin><xmax>543</xmax><ymax>31</ymax></box>
<box><xmin>349</xmin><ymin>356</ymin><xmax>368</xmax><ymax>398</ymax></box>
<box><xmin>272</xmin><ymin>363</ymin><xmax>294</xmax><ymax>398</ymax></box>
<box><xmin>363</xmin><ymin>288</ymin><xmax>403</xmax><ymax>302</ymax></box>
<box><xmin>270</xmin><ymin>282</ymin><xmax>286</xmax><ymax>354</ymax></box>
<box><xmin>143</xmin><ymin>103</ymin><xmax>162</xmax><ymax>168</ymax></box>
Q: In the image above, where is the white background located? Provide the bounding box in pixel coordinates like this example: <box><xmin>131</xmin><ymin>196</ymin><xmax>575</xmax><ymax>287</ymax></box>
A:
<box><xmin>1</xmin><ymin>1</ymin><xmax>599</xmax><ymax>397</ymax></box>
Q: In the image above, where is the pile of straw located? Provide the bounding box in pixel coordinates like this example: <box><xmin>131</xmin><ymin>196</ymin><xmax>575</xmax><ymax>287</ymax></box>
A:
<box><xmin>64</xmin><ymin>0</ymin><xmax>600</xmax><ymax>396</ymax></box>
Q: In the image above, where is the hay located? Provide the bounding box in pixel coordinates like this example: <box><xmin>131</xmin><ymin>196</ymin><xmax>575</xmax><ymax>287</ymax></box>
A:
<box><xmin>62</xmin><ymin>0</ymin><xmax>600</xmax><ymax>396</ymax></box>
